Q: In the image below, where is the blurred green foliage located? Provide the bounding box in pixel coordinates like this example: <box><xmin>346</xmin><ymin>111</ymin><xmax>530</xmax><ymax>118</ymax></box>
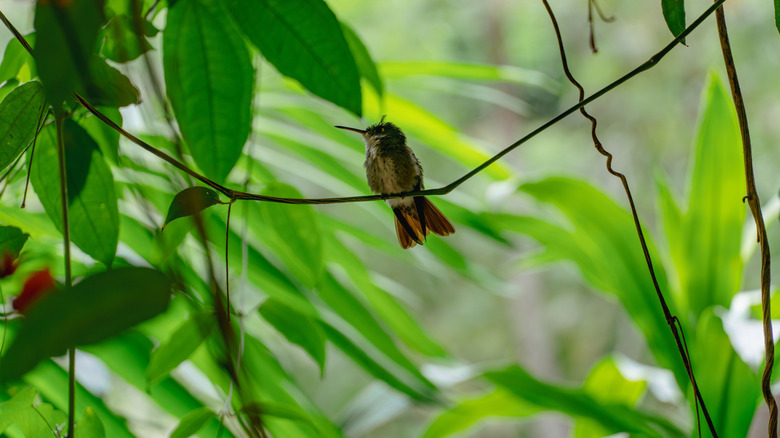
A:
<box><xmin>0</xmin><ymin>0</ymin><xmax>777</xmax><ymax>437</ymax></box>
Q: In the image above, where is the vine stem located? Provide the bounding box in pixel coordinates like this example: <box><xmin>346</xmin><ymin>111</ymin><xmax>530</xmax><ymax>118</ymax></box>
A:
<box><xmin>540</xmin><ymin>1</ymin><xmax>718</xmax><ymax>436</ymax></box>
<box><xmin>713</xmin><ymin>5</ymin><xmax>777</xmax><ymax>437</ymax></box>
<box><xmin>54</xmin><ymin>111</ymin><xmax>75</xmax><ymax>437</ymax></box>
<box><xmin>0</xmin><ymin>2</ymin><xmax>725</xmax><ymax>206</ymax></box>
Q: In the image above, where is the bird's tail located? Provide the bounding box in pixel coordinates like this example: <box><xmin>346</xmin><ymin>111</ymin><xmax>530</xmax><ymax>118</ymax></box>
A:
<box><xmin>393</xmin><ymin>197</ymin><xmax>455</xmax><ymax>249</ymax></box>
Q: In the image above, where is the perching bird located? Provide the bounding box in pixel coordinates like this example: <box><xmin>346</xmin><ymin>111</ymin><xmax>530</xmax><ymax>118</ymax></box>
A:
<box><xmin>336</xmin><ymin>118</ymin><xmax>455</xmax><ymax>248</ymax></box>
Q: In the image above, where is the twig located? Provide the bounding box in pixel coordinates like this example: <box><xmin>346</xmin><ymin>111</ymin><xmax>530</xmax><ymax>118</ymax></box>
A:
<box><xmin>540</xmin><ymin>1</ymin><xmax>718</xmax><ymax>436</ymax></box>
<box><xmin>713</xmin><ymin>4</ymin><xmax>777</xmax><ymax>437</ymax></box>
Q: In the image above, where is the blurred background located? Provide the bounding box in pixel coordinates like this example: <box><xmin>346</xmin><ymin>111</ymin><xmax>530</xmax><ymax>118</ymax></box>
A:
<box><xmin>1</xmin><ymin>0</ymin><xmax>779</xmax><ymax>436</ymax></box>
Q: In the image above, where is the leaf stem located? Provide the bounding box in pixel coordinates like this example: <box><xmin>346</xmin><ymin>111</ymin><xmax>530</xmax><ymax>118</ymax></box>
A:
<box><xmin>713</xmin><ymin>4</ymin><xmax>777</xmax><ymax>437</ymax></box>
<box><xmin>54</xmin><ymin>111</ymin><xmax>75</xmax><ymax>437</ymax></box>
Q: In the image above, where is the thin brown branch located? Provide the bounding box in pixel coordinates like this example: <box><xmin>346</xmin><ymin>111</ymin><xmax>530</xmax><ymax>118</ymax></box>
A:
<box><xmin>540</xmin><ymin>1</ymin><xmax>719</xmax><ymax>436</ymax></box>
<box><xmin>713</xmin><ymin>5</ymin><xmax>777</xmax><ymax>438</ymax></box>
<box><xmin>0</xmin><ymin>2</ymin><xmax>726</xmax><ymax>207</ymax></box>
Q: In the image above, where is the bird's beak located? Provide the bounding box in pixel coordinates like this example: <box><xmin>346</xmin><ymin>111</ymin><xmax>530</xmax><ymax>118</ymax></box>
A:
<box><xmin>335</xmin><ymin>125</ymin><xmax>366</xmax><ymax>135</ymax></box>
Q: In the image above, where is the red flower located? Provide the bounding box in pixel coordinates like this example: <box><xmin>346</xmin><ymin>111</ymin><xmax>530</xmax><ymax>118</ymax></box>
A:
<box><xmin>13</xmin><ymin>268</ymin><xmax>57</xmax><ymax>314</ymax></box>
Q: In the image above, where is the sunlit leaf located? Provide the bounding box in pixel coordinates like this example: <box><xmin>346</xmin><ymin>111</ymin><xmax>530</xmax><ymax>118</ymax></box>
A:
<box><xmin>146</xmin><ymin>311</ymin><xmax>215</xmax><ymax>384</ymax></box>
<box><xmin>163</xmin><ymin>187</ymin><xmax>223</xmax><ymax>229</ymax></box>
<box><xmin>170</xmin><ymin>407</ymin><xmax>215</xmax><ymax>438</ymax></box>
<box><xmin>1</xmin><ymin>267</ymin><xmax>172</xmax><ymax>382</ymax></box>
<box><xmin>223</xmin><ymin>0</ymin><xmax>362</xmax><ymax>116</ymax></box>
<box><xmin>33</xmin><ymin>0</ymin><xmax>106</xmax><ymax>108</ymax></box>
<box><xmin>661</xmin><ymin>0</ymin><xmax>686</xmax><ymax>40</ymax></box>
<box><xmin>260</xmin><ymin>299</ymin><xmax>327</xmax><ymax>372</ymax></box>
<box><xmin>75</xmin><ymin>408</ymin><xmax>106</xmax><ymax>438</ymax></box>
<box><xmin>486</xmin><ymin>366</ymin><xmax>667</xmax><ymax>438</ymax></box>
<box><xmin>31</xmin><ymin>120</ymin><xmax>120</xmax><ymax>266</ymax></box>
<box><xmin>670</xmin><ymin>74</ymin><xmax>745</xmax><ymax>318</ymax></box>
<box><xmin>341</xmin><ymin>23</ymin><xmax>383</xmax><ymax>98</ymax></box>
<box><xmin>0</xmin><ymin>81</ymin><xmax>46</xmax><ymax>172</ymax></box>
<box><xmin>24</xmin><ymin>360</ymin><xmax>135</xmax><ymax>438</ymax></box>
<box><xmin>380</xmin><ymin>61</ymin><xmax>557</xmax><ymax>92</ymax></box>
<box><xmin>0</xmin><ymin>33</ymin><xmax>36</xmax><ymax>83</ymax></box>
<box><xmin>422</xmin><ymin>389</ymin><xmax>539</xmax><ymax>438</ymax></box>
<box><xmin>0</xmin><ymin>387</ymin><xmax>67</xmax><ymax>437</ymax></box>
<box><xmin>163</xmin><ymin>0</ymin><xmax>253</xmax><ymax>182</ymax></box>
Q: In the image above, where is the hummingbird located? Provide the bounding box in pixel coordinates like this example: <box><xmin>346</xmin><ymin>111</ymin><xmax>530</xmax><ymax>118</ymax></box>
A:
<box><xmin>336</xmin><ymin>118</ymin><xmax>455</xmax><ymax>248</ymax></box>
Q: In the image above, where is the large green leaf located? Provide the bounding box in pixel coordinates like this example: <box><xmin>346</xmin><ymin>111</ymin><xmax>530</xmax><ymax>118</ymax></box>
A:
<box><xmin>0</xmin><ymin>81</ymin><xmax>46</xmax><ymax>172</ymax></box>
<box><xmin>75</xmin><ymin>408</ymin><xmax>106</xmax><ymax>438</ymax></box>
<box><xmin>163</xmin><ymin>186</ymin><xmax>223</xmax><ymax>228</ymax></box>
<box><xmin>223</xmin><ymin>0</ymin><xmax>362</xmax><ymax>116</ymax></box>
<box><xmin>668</xmin><ymin>74</ymin><xmax>745</xmax><ymax>318</ymax></box>
<box><xmin>486</xmin><ymin>366</ymin><xmax>669</xmax><ymax>438</ymax></box>
<box><xmin>248</xmin><ymin>183</ymin><xmax>324</xmax><ymax>288</ymax></box>
<box><xmin>31</xmin><ymin>119</ymin><xmax>119</xmax><ymax>266</ymax></box>
<box><xmin>163</xmin><ymin>0</ymin><xmax>253</xmax><ymax>182</ymax></box>
<box><xmin>505</xmin><ymin>177</ymin><xmax>685</xmax><ymax>387</ymax></box>
<box><xmin>1</xmin><ymin>267</ymin><xmax>172</xmax><ymax>382</ymax></box>
<box><xmin>33</xmin><ymin>0</ymin><xmax>106</xmax><ymax>108</ymax></box>
<box><xmin>661</xmin><ymin>0</ymin><xmax>686</xmax><ymax>39</ymax></box>
<box><xmin>80</xmin><ymin>56</ymin><xmax>140</xmax><ymax>107</ymax></box>
<box><xmin>170</xmin><ymin>407</ymin><xmax>215</xmax><ymax>438</ymax></box>
<box><xmin>100</xmin><ymin>14</ymin><xmax>158</xmax><ymax>63</ymax></box>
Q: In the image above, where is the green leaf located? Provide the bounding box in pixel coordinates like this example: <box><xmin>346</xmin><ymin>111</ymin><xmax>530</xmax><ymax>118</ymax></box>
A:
<box><xmin>80</xmin><ymin>56</ymin><xmax>141</xmax><ymax>107</ymax></box>
<box><xmin>163</xmin><ymin>187</ymin><xmax>223</xmax><ymax>228</ymax></box>
<box><xmin>776</xmin><ymin>0</ymin><xmax>780</xmax><ymax>34</ymax></box>
<box><xmin>249</xmin><ymin>184</ymin><xmax>323</xmax><ymax>288</ymax></box>
<box><xmin>75</xmin><ymin>408</ymin><xmax>106</xmax><ymax>438</ymax></box>
<box><xmin>323</xmin><ymin>236</ymin><xmax>446</xmax><ymax>358</ymax></box>
<box><xmin>100</xmin><ymin>14</ymin><xmax>157</xmax><ymax>63</ymax></box>
<box><xmin>0</xmin><ymin>225</ymin><xmax>29</xmax><ymax>258</ymax></box>
<box><xmin>146</xmin><ymin>311</ymin><xmax>215</xmax><ymax>384</ymax></box>
<box><xmin>1</xmin><ymin>267</ymin><xmax>172</xmax><ymax>382</ymax></box>
<box><xmin>380</xmin><ymin>61</ymin><xmax>557</xmax><ymax>92</ymax></box>
<box><xmin>260</xmin><ymin>299</ymin><xmax>327</xmax><ymax>372</ymax></box>
<box><xmin>163</xmin><ymin>0</ymin><xmax>253</xmax><ymax>182</ymax></box>
<box><xmin>33</xmin><ymin>0</ymin><xmax>106</xmax><ymax>108</ymax></box>
<box><xmin>78</xmin><ymin>106</ymin><xmax>122</xmax><ymax>164</ymax></box>
<box><xmin>661</xmin><ymin>0</ymin><xmax>686</xmax><ymax>40</ymax></box>
<box><xmin>692</xmin><ymin>310</ymin><xmax>760</xmax><ymax>438</ymax></box>
<box><xmin>422</xmin><ymin>389</ymin><xmax>539</xmax><ymax>438</ymax></box>
<box><xmin>31</xmin><ymin>119</ymin><xmax>120</xmax><ymax>266</ymax></box>
<box><xmin>486</xmin><ymin>366</ymin><xmax>665</xmax><ymax>438</ymax></box>
<box><xmin>223</xmin><ymin>0</ymin><xmax>362</xmax><ymax>116</ymax></box>
<box><xmin>341</xmin><ymin>23</ymin><xmax>383</xmax><ymax>98</ymax></box>
<box><xmin>671</xmin><ymin>74</ymin><xmax>745</xmax><ymax>317</ymax></box>
<box><xmin>0</xmin><ymin>387</ymin><xmax>67</xmax><ymax>437</ymax></box>
<box><xmin>320</xmin><ymin>322</ymin><xmax>435</xmax><ymax>401</ymax></box>
<box><xmin>170</xmin><ymin>407</ymin><xmax>215</xmax><ymax>438</ymax></box>
<box><xmin>317</xmin><ymin>272</ymin><xmax>434</xmax><ymax>388</ymax></box>
<box><xmin>24</xmin><ymin>360</ymin><xmax>135</xmax><ymax>438</ymax></box>
<box><xmin>0</xmin><ymin>81</ymin><xmax>46</xmax><ymax>172</ymax></box>
<box><xmin>0</xmin><ymin>34</ymin><xmax>36</xmax><ymax>83</ymax></box>
<box><xmin>509</xmin><ymin>177</ymin><xmax>685</xmax><ymax>387</ymax></box>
